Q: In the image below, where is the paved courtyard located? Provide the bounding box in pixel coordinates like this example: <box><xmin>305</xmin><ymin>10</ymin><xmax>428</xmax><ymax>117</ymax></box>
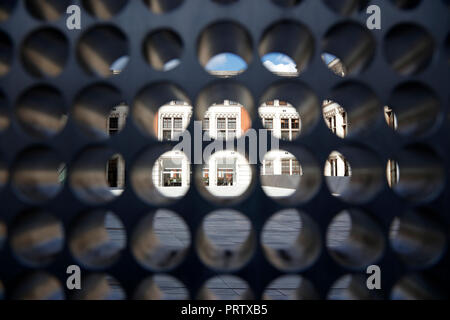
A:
<box><xmin>105</xmin><ymin>209</ymin><xmax>353</xmax><ymax>300</ymax></box>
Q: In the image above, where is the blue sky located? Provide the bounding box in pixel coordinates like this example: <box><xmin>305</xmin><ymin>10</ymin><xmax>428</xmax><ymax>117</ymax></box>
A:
<box><xmin>110</xmin><ymin>52</ymin><xmax>339</xmax><ymax>73</ymax></box>
<box><xmin>205</xmin><ymin>52</ymin><xmax>248</xmax><ymax>71</ymax></box>
<box><xmin>321</xmin><ymin>53</ymin><xmax>338</xmax><ymax>65</ymax></box>
<box><xmin>205</xmin><ymin>52</ymin><xmax>298</xmax><ymax>73</ymax></box>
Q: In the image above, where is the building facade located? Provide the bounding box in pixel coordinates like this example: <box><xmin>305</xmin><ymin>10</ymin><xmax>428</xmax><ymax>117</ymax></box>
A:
<box><xmin>259</xmin><ymin>100</ymin><xmax>301</xmax><ymax>141</ymax></box>
<box><xmin>202</xmin><ymin>150</ymin><xmax>252</xmax><ymax>198</ymax></box>
<box><xmin>154</xmin><ymin>101</ymin><xmax>192</xmax><ymax>141</ymax></box>
<box><xmin>105</xmin><ymin>95</ymin><xmax>399</xmax><ymax>195</ymax></box>
<box><xmin>323</xmin><ymin>100</ymin><xmax>348</xmax><ymax>139</ymax></box>
<box><xmin>203</xmin><ymin>100</ymin><xmax>251</xmax><ymax>140</ymax></box>
<box><xmin>107</xmin><ymin>104</ymin><xmax>128</xmax><ymax>190</ymax></box>
<box><xmin>151</xmin><ymin>150</ymin><xmax>191</xmax><ymax>198</ymax></box>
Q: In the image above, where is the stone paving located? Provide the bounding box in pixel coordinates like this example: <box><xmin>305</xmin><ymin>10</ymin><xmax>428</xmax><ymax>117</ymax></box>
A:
<box><xmin>104</xmin><ymin>208</ymin><xmax>354</xmax><ymax>299</ymax></box>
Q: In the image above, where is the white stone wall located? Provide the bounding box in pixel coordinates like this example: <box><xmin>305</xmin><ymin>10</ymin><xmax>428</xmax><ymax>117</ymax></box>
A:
<box><xmin>152</xmin><ymin>150</ymin><xmax>191</xmax><ymax>198</ymax></box>
<box><xmin>108</xmin><ymin>104</ymin><xmax>128</xmax><ymax>133</ymax></box>
<box><xmin>204</xmin><ymin>100</ymin><xmax>243</xmax><ymax>139</ymax></box>
<box><xmin>157</xmin><ymin>102</ymin><xmax>193</xmax><ymax>141</ymax></box>
<box><xmin>258</xmin><ymin>100</ymin><xmax>300</xmax><ymax>140</ymax></box>
<box><xmin>262</xmin><ymin>150</ymin><xmax>299</xmax><ymax>176</ymax></box>
<box><xmin>205</xmin><ymin>150</ymin><xmax>251</xmax><ymax>197</ymax></box>
<box><xmin>324</xmin><ymin>151</ymin><xmax>349</xmax><ymax>177</ymax></box>
<box><xmin>323</xmin><ymin>100</ymin><xmax>347</xmax><ymax>139</ymax></box>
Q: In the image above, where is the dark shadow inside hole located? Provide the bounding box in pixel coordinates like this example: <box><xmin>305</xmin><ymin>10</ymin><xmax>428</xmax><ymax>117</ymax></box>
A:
<box><xmin>82</xmin><ymin>0</ymin><xmax>128</xmax><ymax>19</ymax></box>
<box><xmin>73</xmin><ymin>84</ymin><xmax>124</xmax><ymax>139</ymax></box>
<box><xmin>392</xmin><ymin>146</ymin><xmax>444</xmax><ymax>202</ymax></box>
<box><xmin>70</xmin><ymin>211</ymin><xmax>126</xmax><ymax>268</ymax></box>
<box><xmin>21</xmin><ymin>28</ymin><xmax>69</xmax><ymax>78</ymax></box>
<box><xmin>10</xmin><ymin>211</ymin><xmax>64</xmax><ymax>267</ymax></box>
<box><xmin>388</xmin><ymin>82</ymin><xmax>440</xmax><ymax>137</ymax></box>
<box><xmin>260</xmin><ymin>82</ymin><xmax>320</xmax><ymax>135</ymax></box>
<box><xmin>12</xmin><ymin>148</ymin><xmax>64</xmax><ymax>203</ymax></box>
<box><xmin>143</xmin><ymin>0</ymin><xmax>184</xmax><ymax>14</ymax></box>
<box><xmin>0</xmin><ymin>0</ymin><xmax>16</xmax><ymax>22</ymax></box>
<box><xmin>326</xmin><ymin>82</ymin><xmax>381</xmax><ymax>138</ymax></box>
<box><xmin>0</xmin><ymin>92</ymin><xmax>9</xmax><ymax>131</ymax></box>
<box><xmin>327</xmin><ymin>210</ymin><xmax>385</xmax><ymax>269</ymax></box>
<box><xmin>0</xmin><ymin>31</ymin><xmax>13</xmax><ymax>76</ymax></box>
<box><xmin>390</xmin><ymin>0</ymin><xmax>422</xmax><ymax>9</ymax></box>
<box><xmin>197</xmin><ymin>210</ymin><xmax>255</xmax><ymax>271</ymax></box>
<box><xmin>132</xmin><ymin>210</ymin><xmax>190</xmax><ymax>271</ymax></box>
<box><xmin>12</xmin><ymin>272</ymin><xmax>64</xmax><ymax>300</ymax></box>
<box><xmin>391</xmin><ymin>274</ymin><xmax>448</xmax><ymax>300</ymax></box>
<box><xmin>212</xmin><ymin>0</ymin><xmax>239</xmax><ymax>5</ymax></box>
<box><xmin>385</xmin><ymin>23</ymin><xmax>435</xmax><ymax>75</ymax></box>
<box><xmin>328</xmin><ymin>274</ymin><xmax>383</xmax><ymax>300</ymax></box>
<box><xmin>70</xmin><ymin>147</ymin><xmax>123</xmax><ymax>204</ymax></box>
<box><xmin>390</xmin><ymin>210</ymin><xmax>446</xmax><ymax>267</ymax></box>
<box><xmin>323</xmin><ymin>0</ymin><xmax>369</xmax><ymax>16</ymax></box>
<box><xmin>272</xmin><ymin>0</ymin><xmax>302</xmax><ymax>7</ymax></box>
<box><xmin>198</xmin><ymin>21</ymin><xmax>252</xmax><ymax>77</ymax></box>
<box><xmin>25</xmin><ymin>0</ymin><xmax>71</xmax><ymax>21</ymax></box>
<box><xmin>262</xmin><ymin>210</ymin><xmax>321</xmax><ymax>271</ymax></box>
<box><xmin>325</xmin><ymin>147</ymin><xmax>382</xmax><ymax>204</ymax></box>
<box><xmin>78</xmin><ymin>26</ymin><xmax>129</xmax><ymax>77</ymax></box>
<box><xmin>133</xmin><ymin>83</ymin><xmax>190</xmax><ymax>138</ymax></box>
<box><xmin>323</xmin><ymin>22</ymin><xmax>375</xmax><ymax>75</ymax></box>
<box><xmin>72</xmin><ymin>274</ymin><xmax>125</xmax><ymax>300</ymax></box>
<box><xmin>16</xmin><ymin>85</ymin><xmax>67</xmax><ymax>138</ymax></box>
<box><xmin>0</xmin><ymin>220</ymin><xmax>7</xmax><ymax>250</ymax></box>
<box><xmin>144</xmin><ymin>29</ymin><xmax>183</xmax><ymax>71</ymax></box>
<box><xmin>259</xmin><ymin>21</ymin><xmax>314</xmax><ymax>76</ymax></box>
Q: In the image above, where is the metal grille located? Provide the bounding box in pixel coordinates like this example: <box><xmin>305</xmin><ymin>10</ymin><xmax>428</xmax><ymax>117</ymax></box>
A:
<box><xmin>0</xmin><ymin>0</ymin><xmax>449</xmax><ymax>300</ymax></box>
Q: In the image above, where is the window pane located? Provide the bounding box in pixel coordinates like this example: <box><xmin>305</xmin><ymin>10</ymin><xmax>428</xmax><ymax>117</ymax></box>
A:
<box><xmin>203</xmin><ymin>168</ymin><xmax>209</xmax><ymax>186</ymax></box>
<box><xmin>281</xmin><ymin>131</ymin><xmax>290</xmax><ymax>140</ymax></box>
<box><xmin>218</xmin><ymin>130</ymin><xmax>226</xmax><ymax>139</ymax></box>
<box><xmin>265</xmin><ymin>160</ymin><xmax>273</xmax><ymax>175</ymax></box>
<box><xmin>107</xmin><ymin>158</ymin><xmax>118</xmax><ymax>187</ymax></box>
<box><xmin>228</xmin><ymin>118</ymin><xmax>236</xmax><ymax>129</ymax></box>
<box><xmin>174</xmin><ymin>118</ymin><xmax>183</xmax><ymax>129</ymax></box>
<box><xmin>217</xmin><ymin>118</ymin><xmax>226</xmax><ymax>130</ymax></box>
<box><xmin>163</xmin><ymin>130</ymin><xmax>172</xmax><ymax>140</ymax></box>
<box><xmin>109</xmin><ymin>117</ymin><xmax>119</xmax><ymax>135</ymax></box>
<box><xmin>264</xmin><ymin>118</ymin><xmax>273</xmax><ymax>130</ymax></box>
<box><xmin>163</xmin><ymin>118</ymin><xmax>172</xmax><ymax>129</ymax></box>
<box><xmin>292</xmin><ymin>160</ymin><xmax>301</xmax><ymax>175</ymax></box>
<box><xmin>163</xmin><ymin>169</ymin><xmax>182</xmax><ymax>187</ymax></box>
<box><xmin>292</xmin><ymin>118</ymin><xmax>300</xmax><ymax>129</ymax></box>
<box><xmin>217</xmin><ymin>168</ymin><xmax>234</xmax><ymax>186</ymax></box>
<box><xmin>173</xmin><ymin>130</ymin><xmax>182</xmax><ymax>139</ymax></box>
<box><xmin>203</xmin><ymin>118</ymin><xmax>209</xmax><ymax>130</ymax></box>
<box><xmin>281</xmin><ymin>119</ymin><xmax>289</xmax><ymax>129</ymax></box>
<box><xmin>109</xmin><ymin>117</ymin><xmax>119</xmax><ymax>128</ymax></box>
<box><xmin>281</xmin><ymin>159</ymin><xmax>291</xmax><ymax>175</ymax></box>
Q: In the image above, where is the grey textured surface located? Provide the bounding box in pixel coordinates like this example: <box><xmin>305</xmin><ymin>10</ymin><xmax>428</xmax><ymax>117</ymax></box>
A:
<box><xmin>106</xmin><ymin>209</ymin><xmax>351</xmax><ymax>299</ymax></box>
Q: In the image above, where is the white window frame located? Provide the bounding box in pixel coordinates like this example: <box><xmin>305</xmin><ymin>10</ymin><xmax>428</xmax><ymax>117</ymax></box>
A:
<box><xmin>216</xmin><ymin>116</ymin><xmax>237</xmax><ymax>140</ymax></box>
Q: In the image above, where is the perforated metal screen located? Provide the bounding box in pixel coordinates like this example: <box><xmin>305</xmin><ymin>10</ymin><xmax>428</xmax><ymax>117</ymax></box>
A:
<box><xmin>0</xmin><ymin>0</ymin><xmax>449</xmax><ymax>300</ymax></box>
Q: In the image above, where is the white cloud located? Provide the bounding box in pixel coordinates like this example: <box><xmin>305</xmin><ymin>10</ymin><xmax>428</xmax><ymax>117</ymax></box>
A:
<box><xmin>275</xmin><ymin>54</ymin><xmax>295</xmax><ymax>65</ymax></box>
<box><xmin>109</xmin><ymin>55</ymin><xmax>130</xmax><ymax>72</ymax></box>
<box><xmin>205</xmin><ymin>53</ymin><xmax>228</xmax><ymax>70</ymax></box>
<box><xmin>263</xmin><ymin>60</ymin><xmax>298</xmax><ymax>73</ymax></box>
<box><xmin>163</xmin><ymin>59</ymin><xmax>180</xmax><ymax>71</ymax></box>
